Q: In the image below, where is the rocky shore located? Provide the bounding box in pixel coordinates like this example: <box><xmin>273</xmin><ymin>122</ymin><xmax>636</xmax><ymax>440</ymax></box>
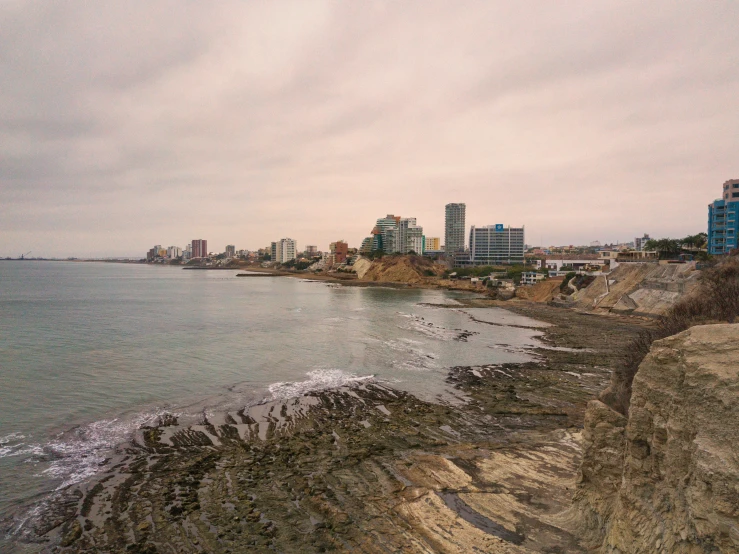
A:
<box><xmin>12</xmin><ymin>304</ymin><xmax>648</xmax><ymax>553</ymax></box>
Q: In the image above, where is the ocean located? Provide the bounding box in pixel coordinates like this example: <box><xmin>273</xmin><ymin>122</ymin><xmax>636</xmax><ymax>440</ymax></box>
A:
<box><xmin>0</xmin><ymin>261</ymin><xmax>546</xmax><ymax>546</ymax></box>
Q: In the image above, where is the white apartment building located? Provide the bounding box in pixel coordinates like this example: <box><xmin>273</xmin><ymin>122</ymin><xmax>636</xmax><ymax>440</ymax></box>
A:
<box><xmin>167</xmin><ymin>246</ymin><xmax>182</xmax><ymax>258</ymax></box>
<box><xmin>271</xmin><ymin>238</ymin><xmax>297</xmax><ymax>263</ymax></box>
<box><xmin>374</xmin><ymin>215</ymin><xmax>424</xmax><ymax>254</ymax></box>
<box><xmin>397</xmin><ymin>218</ymin><xmax>424</xmax><ymax>254</ymax></box>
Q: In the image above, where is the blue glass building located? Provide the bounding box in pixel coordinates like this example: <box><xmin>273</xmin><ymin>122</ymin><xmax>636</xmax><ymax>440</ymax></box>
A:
<box><xmin>708</xmin><ymin>179</ymin><xmax>739</xmax><ymax>255</ymax></box>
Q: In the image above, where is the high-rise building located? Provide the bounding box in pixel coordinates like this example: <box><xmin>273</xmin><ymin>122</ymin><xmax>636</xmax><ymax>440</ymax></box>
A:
<box><xmin>369</xmin><ymin>214</ymin><xmax>401</xmax><ymax>252</ymax></box>
<box><xmin>634</xmin><ymin>234</ymin><xmax>651</xmax><ymax>252</ymax></box>
<box><xmin>146</xmin><ymin>245</ymin><xmax>162</xmax><ymax>261</ymax></box>
<box><xmin>397</xmin><ymin>218</ymin><xmax>424</xmax><ymax>254</ymax></box>
<box><xmin>708</xmin><ymin>179</ymin><xmax>739</xmax><ymax>255</ymax></box>
<box><xmin>305</xmin><ymin>245</ymin><xmax>318</xmax><ymax>256</ymax></box>
<box><xmin>271</xmin><ymin>238</ymin><xmax>297</xmax><ymax>263</ymax></box>
<box><xmin>167</xmin><ymin>246</ymin><xmax>182</xmax><ymax>258</ymax></box>
<box><xmin>359</xmin><ymin>237</ymin><xmax>373</xmax><ymax>255</ymax></box>
<box><xmin>468</xmin><ymin>225</ymin><xmax>525</xmax><ymax>265</ymax></box>
<box><xmin>225</xmin><ymin>245</ymin><xmax>236</xmax><ymax>258</ymax></box>
<box><xmin>364</xmin><ymin>214</ymin><xmax>424</xmax><ymax>254</ymax></box>
<box><xmin>329</xmin><ymin>240</ymin><xmax>349</xmax><ymax>264</ymax></box>
<box><xmin>445</xmin><ymin>203</ymin><xmax>466</xmax><ymax>257</ymax></box>
<box><xmin>191</xmin><ymin>239</ymin><xmax>208</xmax><ymax>258</ymax></box>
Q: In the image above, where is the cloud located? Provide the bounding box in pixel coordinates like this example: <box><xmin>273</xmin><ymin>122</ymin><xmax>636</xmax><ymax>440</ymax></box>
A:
<box><xmin>1</xmin><ymin>0</ymin><xmax>738</xmax><ymax>256</ymax></box>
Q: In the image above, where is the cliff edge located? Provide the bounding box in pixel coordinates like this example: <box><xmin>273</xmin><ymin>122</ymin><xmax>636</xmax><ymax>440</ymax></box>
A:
<box><xmin>572</xmin><ymin>324</ymin><xmax>739</xmax><ymax>553</ymax></box>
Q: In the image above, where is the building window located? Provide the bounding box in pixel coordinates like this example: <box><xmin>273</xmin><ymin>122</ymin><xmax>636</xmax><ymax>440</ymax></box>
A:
<box><xmin>733</xmin><ymin>192</ymin><xmax>739</xmax><ymax>198</ymax></box>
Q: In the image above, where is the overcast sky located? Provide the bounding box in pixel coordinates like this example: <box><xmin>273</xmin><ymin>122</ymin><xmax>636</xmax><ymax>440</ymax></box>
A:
<box><xmin>1</xmin><ymin>1</ymin><xmax>737</xmax><ymax>257</ymax></box>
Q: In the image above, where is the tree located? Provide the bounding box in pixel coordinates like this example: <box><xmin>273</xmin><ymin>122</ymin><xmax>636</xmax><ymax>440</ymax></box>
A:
<box><xmin>682</xmin><ymin>233</ymin><xmax>707</xmax><ymax>250</ymax></box>
<box><xmin>646</xmin><ymin>238</ymin><xmax>681</xmax><ymax>259</ymax></box>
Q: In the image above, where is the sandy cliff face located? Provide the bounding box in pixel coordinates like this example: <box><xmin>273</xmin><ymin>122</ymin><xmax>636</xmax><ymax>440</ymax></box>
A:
<box><xmin>574</xmin><ymin>324</ymin><xmax>739</xmax><ymax>553</ymax></box>
<box><xmin>351</xmin><ymin>257</ymin><xmax>372</xmax><ymax>279</ymax></box>
<box><xmin>566</xmin><ymin>400</ymin><xmax>628</xmax><ymax>549</ymax></box>
<box><xmin>360</xmin><ymin>255</ymin><xmax>445</xmax><ymax>284</ymax></box>
<box><xmin>570</xmin><ymin>263</ymin><xmax>700</xmax><ymax>317</ymax></box>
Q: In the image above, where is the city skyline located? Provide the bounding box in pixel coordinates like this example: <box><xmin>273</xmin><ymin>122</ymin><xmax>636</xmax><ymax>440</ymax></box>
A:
<box><xmin>2</xmin><ymin>2</ymin><xmax>737</xmax><ymax>257</ymax></box>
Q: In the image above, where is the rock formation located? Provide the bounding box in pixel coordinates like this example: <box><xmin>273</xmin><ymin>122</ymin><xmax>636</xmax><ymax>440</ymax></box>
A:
<box><xmin>359</xmin><ymin>254</ymin><xmax>445</xmax><ymax>284</ymax></box>
<box><xmin>569</xmin><ymin>262</ymin><xmax>701</xmax><ymax>317</ymax></box>
<box><xmin>573</xmin><ymin>323</ymin><xmax>739</xmax><ymax>553</ymax></box>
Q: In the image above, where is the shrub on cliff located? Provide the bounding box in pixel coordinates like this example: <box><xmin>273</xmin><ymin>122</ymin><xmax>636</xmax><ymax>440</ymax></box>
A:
<box><xmin>605</xmin><ymin>255</ymin><xmax>739</xmax><ymax>414</ymax></box>
<box><xmin>560</xmin><ymin>272</ymin><xmax>577</xmax><ymax>292</ymax></box>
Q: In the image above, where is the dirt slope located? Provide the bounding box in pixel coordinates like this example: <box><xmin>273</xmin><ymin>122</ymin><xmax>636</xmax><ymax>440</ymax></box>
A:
<box><xmin>360</xmin><ymin>255</ymin><xmax>445</xmax><ymax>284</ymax></box>
<box><xmin>515</xmin><ymin>278</ymin><xmax>564</xmax><ymax>302</ymax></box>
<box><xmin>569</xmin><ymin>263</ymin><xmax>700</xmax><ymax>317</ymax></box>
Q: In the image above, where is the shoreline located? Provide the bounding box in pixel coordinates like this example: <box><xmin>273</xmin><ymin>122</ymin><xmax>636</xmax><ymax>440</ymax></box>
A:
<box><xmin>3</xmin><ymin>301</ymin><xmax>649</xmax><ymax>553</ymax></box>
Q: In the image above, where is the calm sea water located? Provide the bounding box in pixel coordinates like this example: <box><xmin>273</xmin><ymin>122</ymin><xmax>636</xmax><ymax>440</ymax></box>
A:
<box><xmin>0</xmin><ymin>261</ymin><xmax>546</xmax><ymax>543</ymax></box>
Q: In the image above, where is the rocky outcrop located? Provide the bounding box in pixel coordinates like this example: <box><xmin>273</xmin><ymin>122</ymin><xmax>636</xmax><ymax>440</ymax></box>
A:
<box><xmin>360</xmin><ymin>255</ymin><xmax>445</xmax><ymax>284</ymax></box>
<box><xmin>566</xmin><ymin>400</ymin><xmax>627</xmax><ymax>549</ymax></box>
<box><xmin>515</xmin><ymin>278</ymin><xmax>563</xmax><ymax>302</ymax></box>
<box><xmin>351</xmin><ymin>256</ymin><xmax>372</xmax><ymax>279</ymax></box>
<box><xmin>573</xmin><ymin>324</ymin><xmax>739</xmax><ymax>553</ymax></box>
<box><xmin>571</xmin><ymin>263</ymin><xmax>701</xmax><ymax>317</ymax></box>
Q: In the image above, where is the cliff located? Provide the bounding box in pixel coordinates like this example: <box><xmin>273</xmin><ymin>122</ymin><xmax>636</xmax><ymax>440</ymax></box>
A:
<box><xmin>572</xmin><ymin>324</ymin><xmax>739</xmax><ymax>553</ymax></box>
<box><xmin>515</xmin><ymin>278</ymin><xmax>564</xmax><ymax>302</ymax></box>
<box><xmin>358</xmin><ymin>255</ymin><xmax>445</xmax><ymax>284</ymax></box>
<box><xmin>568</xmin><ymin>262</ymin><xmax>700</xmax><ymax>317</ymax></box>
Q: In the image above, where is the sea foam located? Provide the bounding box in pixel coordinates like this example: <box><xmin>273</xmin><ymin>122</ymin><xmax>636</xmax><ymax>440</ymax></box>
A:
<box><xmin>268</xmin><ymin>369</ymin><xmax>373</xmax><ymax>401</ymax></box>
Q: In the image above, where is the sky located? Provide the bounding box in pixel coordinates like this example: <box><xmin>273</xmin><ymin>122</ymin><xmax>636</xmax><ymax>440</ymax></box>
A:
<box><xmin>1</xmin><ymin>1</ymin><xmax>738</xmax><ymax>258</ymax></box>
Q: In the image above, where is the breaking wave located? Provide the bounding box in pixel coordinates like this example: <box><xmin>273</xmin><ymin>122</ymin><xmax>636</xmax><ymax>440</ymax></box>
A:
<box><xmin>1</xmin><ymin>411</ymin><xmax>171</xmax><ymax>490</ymax></box>
<box><xmin>268</xmin><ymin>369</ymin><xmax>374</xmax><ymax>401</ymax></box>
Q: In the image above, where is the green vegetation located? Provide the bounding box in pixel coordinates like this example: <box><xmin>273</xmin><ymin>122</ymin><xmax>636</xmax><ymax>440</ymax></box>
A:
<box><xmin>644</xmin><ymin>233</ymin><xmax>708</xmax><ymax>260</ymax></box>
<box><xmin>451</xmin><ymin>264</ymin><xmax>543</xmax><ymax>284</ymax></box>
<box><xmin>560</xmin><ymin>272</ymin><xmax>577</xmax><ymax>292</ymax></box>
<box><xmin>281</xmin><ymin>259</ymin><xmax>312</xmax><ymax>271</ymax></box>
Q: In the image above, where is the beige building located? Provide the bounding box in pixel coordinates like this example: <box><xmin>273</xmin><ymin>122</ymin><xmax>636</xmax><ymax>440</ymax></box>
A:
<box><xmin>425</xmin><ymin>237</ymin><xmax>441</xmax><ymax>251</ymax></box>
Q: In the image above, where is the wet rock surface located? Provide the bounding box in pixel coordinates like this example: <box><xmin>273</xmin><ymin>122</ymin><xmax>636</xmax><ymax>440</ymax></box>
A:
<box><xmin>12</xmin><ymin>304</ymin><xmax>647</xmax><ymax>553</ymax></box>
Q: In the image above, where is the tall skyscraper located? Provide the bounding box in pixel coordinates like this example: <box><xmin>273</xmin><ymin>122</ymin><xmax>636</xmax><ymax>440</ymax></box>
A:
<box><xmin>191</xmin><ymin>239</ymin><xmax>208</xmax><ymax>258</ymax></box>
<box><xmin>445</xmin><ymin>203</ymin><xmax>466</xmax><ymax>256</ymax></box>
<box><xmin>225</xmin><ymin>245</ymin><xmax>236</xmax><ymax>257</ymax></box>
<box><xmin>708</xmin><ymin>179</ymin><xmax>739</xmax><ymax>255</ymax></box>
